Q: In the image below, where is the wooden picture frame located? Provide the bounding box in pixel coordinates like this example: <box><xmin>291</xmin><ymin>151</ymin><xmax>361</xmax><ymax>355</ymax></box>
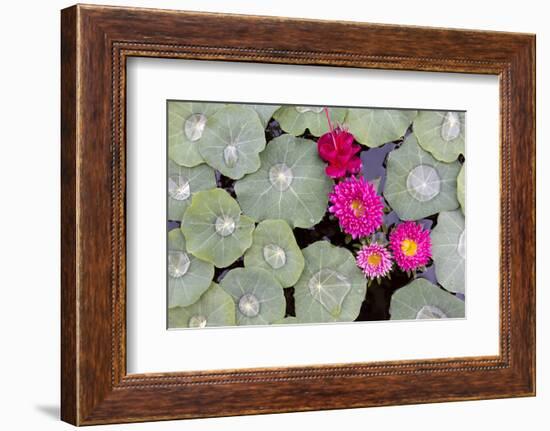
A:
<box><xmin>61</xmin><ymin>4</ymin><xmax>536</xmax><ymax>425</ymax></box>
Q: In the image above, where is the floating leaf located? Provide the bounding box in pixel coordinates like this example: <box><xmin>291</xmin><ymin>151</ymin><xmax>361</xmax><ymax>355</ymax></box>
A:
<box><xmin>167</xmin><ymin>160</ymin><xmax>217</xmax><ymax>221</ymax></box>
<box><xmin>345</xmin><ymin>108</ymin><xmax>417</xmax><ymax>147</ymax></box>
<box><xmin>413</xmin><ymin>111</ymin><xmax>465</xmax><ymax>162</ymax></box>
<box><xmin>248</xmin><ymin>104</ymin><xmax>280</xmax><ymax>128</ymax></box>
<box><xmin>220</xmin><ymin>267</ymin><xmax>286</xmax><ymax>325</ymax></box>
<box><xmin>389</xmin><ymin>278</ymin><xmax>464</xmax><ymax>320</ymax></box>
<box><xmin>273</xmin><ymin>106</ymin><xmax>347</xmax><ymax>137</ymax></box>
<box><xmin>198</xmin><ymin>105</ymin><xmax>266</xmax><ymax>179</ymax></box>
<box><xmin>168</xmin><ymin>101</ymin><xmax>225</xmax><ymax>167</ymax></box>
<box><xmin>294</xmin><ymin>241</ymin><xmax>367</xmax><ymax>323</ymax></box>
<box><xmin>244</xmin><ymin>219</ymin><xmax>305</xmax><ymax>287</ymax></box>
<box><xmin>167</xmin><ymin>229</ymin><xmax>215</xmax><ymax>308</ymax></box>
<box><xmin>275</xmin><ymin>316</ymin><xmax>299</xmax><ymax>325</ymax></box>
<box><xmin>168</xmin><ymin>282</ymin><xmax>236</xmax><ymax>328</ymax></box>
<box><xmin>417</xmin><ymin>264</ymin><xmax>439</xmax><ymax>285</ymax></box>
<box><xmin>181</xmin><ymin>189</ymin><xmax>255</xmax><ymax>268</ymax></box>
<box><xmin>431</xmin><ymin>210</ymin><xmax>465</xmax><ymax>294</ymax></box>
<box><xmin>457</xmin><ymin>164</ymin><xmax>465</xmax><ymax>214</ymax></box>
<box><xmin>384</xmin><ymin>134</ymin><xmax>461</xmax><ymax>220</ymax></box>
<box><xmin>235</xmin><ymin>135</ymin><xmax>332</xmax><ymax>228</ymax></box>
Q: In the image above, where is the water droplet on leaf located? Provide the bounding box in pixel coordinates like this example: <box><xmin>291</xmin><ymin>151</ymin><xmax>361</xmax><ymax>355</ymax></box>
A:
<box><xmin>238</xmin><ymin>293</ymin><xmax>260</xmax><ymax>317</ymax></box>
<box><xmin>457</xmin><ymin>230</ymin><xmax>466</xmax><ymax>259</ymax></box>
<box><xmin>263</xmin><ymin>244</ymin><xmax>287</xmax><ymax>269</ymax></box>
<box><xmin>188</xmin><ymin>315</ymin><xmax>207</xmax><ymax>328</ymax></box>
<box><xmin>295</xmin><ymin>106</ymin><xmax>324</xmax><ymax>114</ymax></box>
<box><xmin>223</xmin><ymin>144</ymin><xmax>239</xmax><ymax>167</ymax></box>
<box><xmin>268</xmin><ymin>163</ymin><xmax>293</xmax><ymax>191</ymax></box>
<box><xmin>406</xmin><ymin>164</ymin><xmax>441</xmax><ymax>202</ymax></box>
<box><xmin>184</xmin><ymin>113</ymin><xmax>207</xmax><ymax>141</ymax></box>
<box><xmin>168</xmin><ymin>251</ymin><xmax>190</xmax><ymax>278</ymax></box>
<box><xmin>168</xmin><ymin>175</ymin><xmax>191</xmax><ymax>201</ymax></box>
<box><xmin>440</xmin><ymin>112</ymin><xmax>461</xmax><ymax>142</ymax></box>
<box><xmin>215</xmin><ymin>215</ymin><xmax>236</xmax><ymax>237</ymax></box>
<box><xmin>416</xmin><ymin>305</ymin><xmax>448</xmax><ymax>319</ymax></box>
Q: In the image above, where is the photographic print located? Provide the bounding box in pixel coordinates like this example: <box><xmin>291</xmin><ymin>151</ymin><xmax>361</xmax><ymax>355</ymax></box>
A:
<box><xmin>167</xmin><ymin>102</ymin><xmax>466</xmax><ymax>329</ymax></box>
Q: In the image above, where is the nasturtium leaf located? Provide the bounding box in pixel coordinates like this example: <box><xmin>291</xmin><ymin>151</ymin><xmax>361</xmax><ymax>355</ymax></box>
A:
<box><xmin>248</xmin><ymin>104</ymin><xmax>280</xmax><ymax>128</ymax></box>
<box><xmin>198</xmin><ymin>105</ymin><xmax>266</xmax><ymax>179</ymax></box>
<box><xmin>167</xmin><ymin>160</ymin><xmax>217</xmax><ymax>221</ymax></box>
<box><xmin>294</xmin><ymin>241</ymin><xmax>367</xmax><ymax>323</ymax></box>
<box><xmin>235</xmin><ymin>135</ymin><xmax>332</xmax><ymax>228</ymax></box>
<box><xmin>345</xmin><ymin>108</ymin><xmax>417</xmax><ymax>147</ymax></box>
<box><xmin>168</xmin><ymin>282</ymin><xmax>236</xmax><ymax>328</ymax></box>
<box><xmin>389</xmin><ymin>278</ymin><xmax>465</xmax><ymax>320</ymax></box>
<box><xmin>167</xmin><ymin>228</ymin><xmax>215</xmax><ymax>308</ymax></box>
<box><xmin>243</xmin><ymin>220</ymin><xmax>305</xmax><ymax>287</ymax></box>
<box><xmin>430</xmin><ymin>210</ymin><xmax>465</xmax><ymax>294</ymax></box>
<box><xmin>275</xmin><ymin>316</ymin><xmax>299</xmax><ymax>325</ymax></box>
<box><xmin>457</xmin><ymin>164</ymin><xmax>465</xmax><ymax>214</ymax></box>
<box><xmin>181</xmin><ymin>189</ymin><xmax>255</xmax><ymax>268</ymax></box>
<box><xmin>384</xmin><ymin>133</ymin><xmax>461</xmax><ymax>220</ymax></box>
<box><xmin>168</xmin><ymin>101</ymin><xmax>225</xmax><ymax>167</ymax></box>
<box><xmin>413</xmin><ymin>111</ymin><xmax>465</xmax><ymax>162</ymax></box>
<box><xmin>273</xmin><ymin>106</ymin><xmax>347</xmax><ymax>137</ymax></box>
<box><xmin>220</xmin><ymin>267</ymin><xmax>286</xmax><ymax>326</ymax></box>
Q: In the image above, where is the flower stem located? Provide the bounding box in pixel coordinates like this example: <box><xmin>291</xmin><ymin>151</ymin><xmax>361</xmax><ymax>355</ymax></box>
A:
<box><xmin>324</xmin><ymin>107</ymin><xmax>338</xmax><ymax>150</ymax></box>
<box><xmin>323</xmin><ymin>107</ymin><xmax>334</xmax><ymax>132</ymax></box>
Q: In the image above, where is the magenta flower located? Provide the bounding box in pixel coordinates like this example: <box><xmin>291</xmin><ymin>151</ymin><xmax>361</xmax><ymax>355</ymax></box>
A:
<box><xmin>356</xmin><ymin>243</ymin><xmax>393</xmax><ymax>279</ymax></box>
<box><xmin>329</xmin><ymin>176</ymin><xmax>384</xmax><ymax>239</ymax></box>
<box><xmin>317</xmin><ymin>108</ymin><xmax>362</xmax><ymax>178</ymax></box>
<box><xmin>389</xmin><ymin>221</ymin><xmax>432</xmax><ymax>272</ymax></box>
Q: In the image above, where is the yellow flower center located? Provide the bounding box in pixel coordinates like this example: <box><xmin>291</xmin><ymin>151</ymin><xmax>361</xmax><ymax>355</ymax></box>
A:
<box><xmin>350</xmin><ymin>199</ymin><xmax>365</xmax><ymax>217</ymax></box>
<box><xmin>401</xmin><ymin>239</ymin><xmax>418</xmax><ymax>257</ymax></box>
<box><xmin>367</xmin><ymin>252</ymin><xmax>382</xmax><ymax>267</ymax></box>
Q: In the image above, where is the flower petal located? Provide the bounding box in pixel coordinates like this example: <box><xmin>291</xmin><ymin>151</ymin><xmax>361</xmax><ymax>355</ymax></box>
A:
<box><xmin>325</xmin><ymin>164</ymin><xmax>347</xmax><ymax>179</ymax></box>
<box><xmin>318</xmin><ymin>135</ymin><xmax>338</xmax><ymax>161</ymax></box>
<box><xmin>347</xmin><ymin>157</ymin><xmax>362</xmax><ymax>174</ymax></box>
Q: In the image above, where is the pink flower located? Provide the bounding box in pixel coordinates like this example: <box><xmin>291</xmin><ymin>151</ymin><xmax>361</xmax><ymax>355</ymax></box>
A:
<box><xmin>329</xmin><ymin>176</ymin><xmax>384</xmax><ymax>239</ymax></box>
<box><xmin>317</xmin><ymin>108</ymin><xmax>362</xmax><ymax>178</ymax></box>
<box><xmin>356</xmin><ymin>243</ymin><xmax>393</xmax><ymax>279</ymax></box>
<box><xmin>389</xmin><ymin>221</ymin><xmax>432</xmax><ymax>272</ymax></box>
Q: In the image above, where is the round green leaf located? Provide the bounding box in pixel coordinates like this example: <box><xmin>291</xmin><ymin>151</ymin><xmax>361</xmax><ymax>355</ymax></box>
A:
<box><xmin>294</xmin><ymin>241</ymin><xmax>367</xmax><ymax>323</ymax></box>
<box><xmin>243</xmin><ymin>219</ymin><xmax>305</xmax><ymax>287</ymax></box>
<box><xmin>220</xmin><ymin>267</ymin><xmax>286</xmax><ymax>326</ymax></box>
<box><xmin>168</xmin><ymin>159</ymin><xmax>217</xmax><ymax>221</ymax></box>
<box><xmin>345</xmin><ymin>108</ymin><xmax>417</xmax><ymax>147</ymax></box>
<box><xmin>198</xmin><ymin>105</ymin><xmax>266</xmax><ymax>179</ymax></box>
<box><xmin>457</xmin><ymin>164</ymin><xmax>465</xmax><ymax>214</ymax></box>
<box><xmin>431</xmin><ymin>210</ymin><xmax>465</xmax><ymax>294</ymax></box>
<box><xmin>413</xmin><ymin>111</ymin><xmax>465</xmax><ymax>162</ymax></box>
<box><xmin>167</xmin><ymin>229</ymin><xmax>215</xmax><ymax>308</ymax></box>
<box><xmin>181</xmin><ymin>189</ymin><xmax>255</xmax><ymax>268</ymax></box>
<box><xmin>249</xmin><ymin>104</ymin><xmax>280</xmax><ymax>128</ymax></box>
<box><xmin>384</xmin><ymin>133</ymin><xmax>461</xmax><ymax>220</ymax></box>
<box><xmin>168</xmin><ymin>101</ymin><xmax>225</xmax><ymax>167</ymax></box>
<box><xmin>168</xmin><ymin>282</ymin><xmax>236</xmax><ymax>328</ymax></box>
<box><xmin>273</xmin><ymin>106</ymin><xmax>347</xmax><ymax>137</ymax></box>
<box><xmin>235</xmin><ymin>135</ymin><xmax>332</xmax><ymax>228</ymax></box>
<box><xmin>274</xmin><ymin>316</ymin><xmax>299</xmax><ymax>325</ymax></box>
<box><xmin>389</xmin><ymin>278</ymin><xmax>464</xmax><ymax>320</ymax></box>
